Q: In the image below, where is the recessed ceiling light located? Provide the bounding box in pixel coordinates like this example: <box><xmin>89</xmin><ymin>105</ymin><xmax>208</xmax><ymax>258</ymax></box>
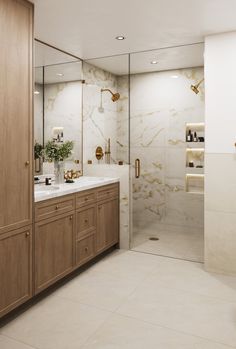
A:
<box><xmin>115</xmin><ymin>36</ymin><xmax>125</xmax><ymax>40</ymax></box>
<box><xmin>171</xmin><ymin>75</ymin><xmax>179</xmax><ymax>79</ymax></box>
<box><xmin>151</xmin><ymin>60</ymin><xmax>158</xmax><ymax>64</ymax></box>
<box><xmin>56</xmin><ymin>73</ymin><xmax>64</xmax><ymax>77</ymax></box>
<box><xmin>34</xmin><ymin>90</ymin><xmax>40</xmax><ymax>95</ymax></box>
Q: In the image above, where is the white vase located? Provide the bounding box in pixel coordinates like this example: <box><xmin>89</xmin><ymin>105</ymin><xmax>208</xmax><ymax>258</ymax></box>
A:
<box><xmin>54</xmin><ymin>161</ymin><xmax>65</xmax><ymax>184</ymax></box>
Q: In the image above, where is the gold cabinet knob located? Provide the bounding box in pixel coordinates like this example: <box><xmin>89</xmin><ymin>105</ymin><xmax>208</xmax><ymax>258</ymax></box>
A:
<box><xmin>55</xmin><ymin>205</ymin><xmax>59</xmax><ymax>210</ymax></box>
<box><xmin>70</xmin><ymin>216</ymin><xmax>73</xmax><ymax>220</ymax></box>
<box><xmin>25</xmin><ymin>232</ymin><xmax>30</xmax><ymax>237</ymax></box>
<box><xmin>85</xmin><ymin>247</ymin><xmax>88</xmax><ymax>252</ymax></box>
<box><xmin>84</xmin><ymin>219</ymin><xmax>88</xmax><ymax>223</ymax></box>
<box><xmin>25</xmin><ymin>161</ymin><xmax>30</xmax><ymax>166</ymax></box>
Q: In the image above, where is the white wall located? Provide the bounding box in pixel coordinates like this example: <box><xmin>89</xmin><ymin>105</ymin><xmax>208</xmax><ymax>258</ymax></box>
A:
<box><xmin>205</xmin><ymin>31</ymin><xmax>236</xmax><ymax>274</ymax></box>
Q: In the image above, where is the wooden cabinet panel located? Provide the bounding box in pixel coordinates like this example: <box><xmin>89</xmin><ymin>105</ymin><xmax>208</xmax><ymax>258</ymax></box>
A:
<box><xmin>35</xmin><ymin>212</ymin><xmax>75</xmax><ymax>294</ymax></box>
<box><xmin>0</xmin><ymin>0</ymin><xmax>33</xmax><ymax>234</ymax></box>
<box><xmin>76</xmin><ymin>234</ymin><xmax>95</xmax><ymax>266</ymax></box>
<box><xmin>35</xmin><ymin>195</ymin><xmax>75</xmax><ymax>222</ymax></box>
<box><xmin>76</xmin><ymin>205</ymin><xmax>96</xmax><ymax>239</ymax></box>
<box><xmin>0</xmin><ymin>226</ymin><xmax>32</xmax><ymax>317</ymax></box>
<box><xmin>96</xmin><ymin>198</ymin><xmax>119</xmax><ymax>254</ymax></box>
<box><xmin>76</xmin><ymin>190</ymin><xmax>97</xmax><ymax>208</ymax></box>
<box><xmin>97</xmin><ymin>184</ymin><xmax>119</xmax><ymax>201</ymax></box>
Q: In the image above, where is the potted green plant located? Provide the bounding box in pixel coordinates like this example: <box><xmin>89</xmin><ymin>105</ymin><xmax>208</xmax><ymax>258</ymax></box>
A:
<box><xmin>44</xmin><ymin>140</ymin><xmax>74</xmax><ymax>184</ymax></box>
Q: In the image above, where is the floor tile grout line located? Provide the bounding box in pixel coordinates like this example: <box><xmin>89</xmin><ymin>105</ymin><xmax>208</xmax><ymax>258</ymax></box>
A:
<box><xmin>53</xmin><ymin>293</ymin><xmax>115</xmax><ymax>314</ymax></box>
<box><xmin>0</xmin><ymin>333</ymin><xmax>40</xmax><ymax>349</ymax></box>
<box><xmin>112</xmin><ymin>312</ymin><xmax>236</xmax><ymax>349</ymax></box>
<box><xmin>130</xmin><ymin>248</ymin><xmax>204</xmax><ymax>264</ymax></box>
<box><xmin>78</xmin><ymin>311</ymin><xmax>116</xmax><ymax>349</ymax></box>
<box><xmin>145</xmin><ymin>272</ymin><xmax>236</xmax><ymax>305</ymax></box>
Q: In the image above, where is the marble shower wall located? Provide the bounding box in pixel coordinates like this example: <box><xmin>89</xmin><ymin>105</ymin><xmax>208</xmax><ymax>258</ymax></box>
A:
<box><xmin>130</xmin><ymin>67</ymin><xmax>205</xmax><ymax>234</ymax></box>
<box><xmin>83</xmin><ymin>62</ymin><xmax>129</xmax><ymax>165</ymax></box>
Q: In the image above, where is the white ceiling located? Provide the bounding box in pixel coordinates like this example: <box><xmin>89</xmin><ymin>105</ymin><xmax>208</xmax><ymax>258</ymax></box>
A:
<box><xmin>32</xmin><ymin>0</ymin><xmax>236</xmax><ymax>60</ymax></box>
<box><xmin>86</xmin><ymin>43</ymin><xmax>204</xmax><ymax>75</ymax></box>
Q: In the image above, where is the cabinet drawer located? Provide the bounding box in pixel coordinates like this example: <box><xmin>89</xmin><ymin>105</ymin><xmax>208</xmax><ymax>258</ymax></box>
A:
<box><xmin>97</xmin><ymin>184</ymin><xmax>119</xmax><ymax>201</ymax></box>
<box><xmin>76</xmin><ymin>190</ymin><xmax>97</xmax><ymax>208</ymax></box>
<box><xmin>76</xmin><ymin>205</ymin><xmax>96</xmax><ymax>239</ymax></box>
<box><xmin>35</xmin><ymin>195</ymin><xmax>75</xmax><ymax>222</ymax></box>
<box><xmin>76</xmin><ymin>234</ymin><xmax>95</xmax><ymax>266</ymax></box>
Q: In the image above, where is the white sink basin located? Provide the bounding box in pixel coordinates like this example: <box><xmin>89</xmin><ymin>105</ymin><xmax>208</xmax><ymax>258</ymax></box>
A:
<box><xmin>35</xmin><ymin>185</ymin><xmax>60</xmax><ymax>195</ymax></box>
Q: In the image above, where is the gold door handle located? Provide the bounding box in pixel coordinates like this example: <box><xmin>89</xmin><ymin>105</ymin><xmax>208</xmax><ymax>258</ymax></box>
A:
<box><xmin>25</xmin><ymin>232</ymin><xmax>30</xmax><ymax>237</ymax></box>
<box><xmin>135</xmin><ymin>159</ymin><xmax>141</xmax><ymax>178</ymax></box>
<box><xmin>25</xmin><ymin>161</ymin><xmax>30</xmax><ymax>166</ymax></box>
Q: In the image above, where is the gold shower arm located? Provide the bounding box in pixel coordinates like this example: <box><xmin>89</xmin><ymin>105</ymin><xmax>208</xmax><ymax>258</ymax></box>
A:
<box><xmin>195</xmin><ymin>78</ymin><xmax>204</xmax><ymax>89</ymax></box>
<box><xmin>101</xmin><ymin>88</ymin><xmax>113</xmax><ymax>95</ymax></box>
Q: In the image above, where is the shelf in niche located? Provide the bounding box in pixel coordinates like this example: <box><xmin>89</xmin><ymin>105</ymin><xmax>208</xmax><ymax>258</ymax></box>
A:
<box><xmin>185</xmin><ymin>174</ymin><xmax>204</xmax><ymax>195</ymax></box>
<box><xmin>186</xmin><ymin>147</ymin><xmax>204</xmax><ymax>152</ymax></box>
<box><xmin>186</xmin><ymin>122</ymin><xmax>205</xmax><ymax>130</ymax></box>
<box><xmin>186</xmin><ymin>167</ymin><xmax>204</xmax><ymax>175</ymax></box>
<box><xmin>186</xmin><ymin>142</ymin><xmax>205</xmax><ymax>148</ymax></box>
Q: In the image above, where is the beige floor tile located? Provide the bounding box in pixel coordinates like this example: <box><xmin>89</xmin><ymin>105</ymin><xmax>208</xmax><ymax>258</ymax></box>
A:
<box><xmin>0</xmin><ymin>335</ymin><xmax>36</xmax><ymax>349</ymax></box>
<box><xmin>89</xmin><ymin>249</ymin><xmax>161</xmax><ymax>278</ymax></box>
<box><xmin>0</xmin><ymin>296</ymin><xmax>111</xmax><ymax>349</ymax></box>
<box><xmin>148</xmin><ymin>256</ymin><xmax>236</xmax><ymax>303</ymax></box>
<box><xmin>117</xmin><ymin>281</ymin><xmax>236</xmax><ymax>347</ymax></box>
<box><xmin>81</xmin><ymin>313</ymin><xmax>232</xmax><ymax>349</ymax></box>
<box><xmin>54</xmin><ymin>268</ymin><xmax>144</xmax><ymax>311</ymax></box>
<box><xmin>132</xmin><ymin>228</ymin><xmax>204</xmax><ymax>262</ymax></box>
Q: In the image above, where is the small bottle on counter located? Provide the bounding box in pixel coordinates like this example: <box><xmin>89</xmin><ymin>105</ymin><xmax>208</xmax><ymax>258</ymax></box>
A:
<box><xmin>193</xmin><ymin>131</ymin><xmax>198</xmax><ymax>142</ymax></box>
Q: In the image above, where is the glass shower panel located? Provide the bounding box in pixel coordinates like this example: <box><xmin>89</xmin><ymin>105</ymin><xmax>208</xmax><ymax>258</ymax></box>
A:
<box><xmin>83</xmin><ymin>54</ymin><xmax>130</xmax><ymax>165</ymax></box>
<box><xmin>130</xmin><ymin>44</ymin><xmax>204</xmax><ymax>262</ymax></box>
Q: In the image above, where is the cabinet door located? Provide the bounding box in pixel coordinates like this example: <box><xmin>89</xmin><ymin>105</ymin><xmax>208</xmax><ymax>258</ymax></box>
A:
<box><xmin>96</xmin><ymin>198</ymin><xmax>119</xmax><ymax>254</ymax></box>
<box><xmin>0</xmin><ymin>226</ymin><xmax>32</xmax><ymax>318</ymax></box>
<box><xmin>0</xmin><ymin>0</ymin><xmax>33</xmax><ymax>234</ymax></box>
<box><xmin>35</xmin><ymin>213</ymin><xmax>75</xmax><ymax>294</ymax></box>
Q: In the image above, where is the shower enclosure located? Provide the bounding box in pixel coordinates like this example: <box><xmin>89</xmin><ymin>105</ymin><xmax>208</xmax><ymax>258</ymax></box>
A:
<box><xmin>129</xmin><ymin>44</ymin><xmax>205</xmax><ymax>262</ymax></box>
<box><xmin>81</xmin><ymin>43</ymin><xmax>205</xmax><ymax>262</ymax></box>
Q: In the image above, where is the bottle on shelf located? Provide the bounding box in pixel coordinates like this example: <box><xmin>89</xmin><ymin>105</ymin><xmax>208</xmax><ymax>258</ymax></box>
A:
<box><xmin>186</xmin><ymin>129</ymin><xmax>193</xmax><ymax>142</ymax></box>
<box><xmin>193</xmin><ymin>131</ymin><xmax>198</xmax><ymax>142</ymax></box>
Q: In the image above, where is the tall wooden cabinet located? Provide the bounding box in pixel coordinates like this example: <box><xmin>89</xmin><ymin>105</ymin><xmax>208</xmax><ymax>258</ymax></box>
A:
<box><xmin>0</xmin><ymin>0</ymin><xmax>33</xmax><ymax>234</ymax></box>
<box><xmin>0</xmin><ymin>0</ymin><xmax>33</xmax><ymax>317</ymax></box>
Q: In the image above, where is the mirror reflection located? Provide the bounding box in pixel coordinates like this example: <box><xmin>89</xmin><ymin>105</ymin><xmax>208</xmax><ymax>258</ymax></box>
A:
<box><xmin>34</xmin><ymin>41</ymin><xmax>83</xmax><ymax>177</ymax></box>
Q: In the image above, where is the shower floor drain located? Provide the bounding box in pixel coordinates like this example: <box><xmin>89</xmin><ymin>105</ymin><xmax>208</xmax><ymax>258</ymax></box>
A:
<box><xmin>149</xmin><ymin>237</ymin><xmax>159</xmax><ymax>241</ymax></box>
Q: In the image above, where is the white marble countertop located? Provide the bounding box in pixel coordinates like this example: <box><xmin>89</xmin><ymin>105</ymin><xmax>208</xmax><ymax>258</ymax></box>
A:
<box><xmin>34</xmin><ymin>176</ymin><xmax>119</xmax><ymax>202</ymax></box>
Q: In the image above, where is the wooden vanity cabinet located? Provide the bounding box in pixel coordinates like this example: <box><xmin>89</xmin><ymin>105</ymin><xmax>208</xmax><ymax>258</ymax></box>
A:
<box><xmin>97</xmin><ymin>197</ymin><xmax>119</xmax><ymax>254</ymax></box>
<box><xmin>0</xmin><ymin>226</ymin><xmax>32</xmax><ymax>318</ymax></box>
<box><xmin>0</xmin><ymin>0</ymin><xmax>33</xmax><ymax>235</ymax></box>
<box><xmin>96</xmin><ymin>184</ymin><xmax>119</xmax><ymax>254</ymax></box>
<box><xmin>0</xmin><ymin>0</ymin><xmax>34</xmax><ymax>318</ymax></box>
<box><xmin>35</xmin><ymin>211</ymin><xmax>75</xmax><ymax>294</ymax></box>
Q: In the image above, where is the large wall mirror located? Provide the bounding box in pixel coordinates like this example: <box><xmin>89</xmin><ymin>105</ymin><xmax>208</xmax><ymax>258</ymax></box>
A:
<box><xmin>34</xmin><ymin>40</ymin><xmax>83</xmax><ymax>175</ymax></box>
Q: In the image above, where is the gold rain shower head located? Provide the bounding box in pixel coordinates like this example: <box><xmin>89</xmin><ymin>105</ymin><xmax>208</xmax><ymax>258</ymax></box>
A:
<box><xmin>101</xmin><ymin>88</ymin><xmax>120</xmax><ymax>102</ymax></box>
<box><xmin>191</xmin><ymin>78</ymin><xmax>204</xmax><ymax>94</ymax></box>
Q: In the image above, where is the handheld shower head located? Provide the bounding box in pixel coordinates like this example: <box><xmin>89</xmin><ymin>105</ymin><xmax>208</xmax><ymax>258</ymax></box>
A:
<box><xmin>191</xmin><ymin>84</ymin><xmax>200</xmax><ymax>94</ymax></box>
<box><xmin>101</xmin><ymin>88</ymin><xmax>120</xmax><ymax>102</ymax></box>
